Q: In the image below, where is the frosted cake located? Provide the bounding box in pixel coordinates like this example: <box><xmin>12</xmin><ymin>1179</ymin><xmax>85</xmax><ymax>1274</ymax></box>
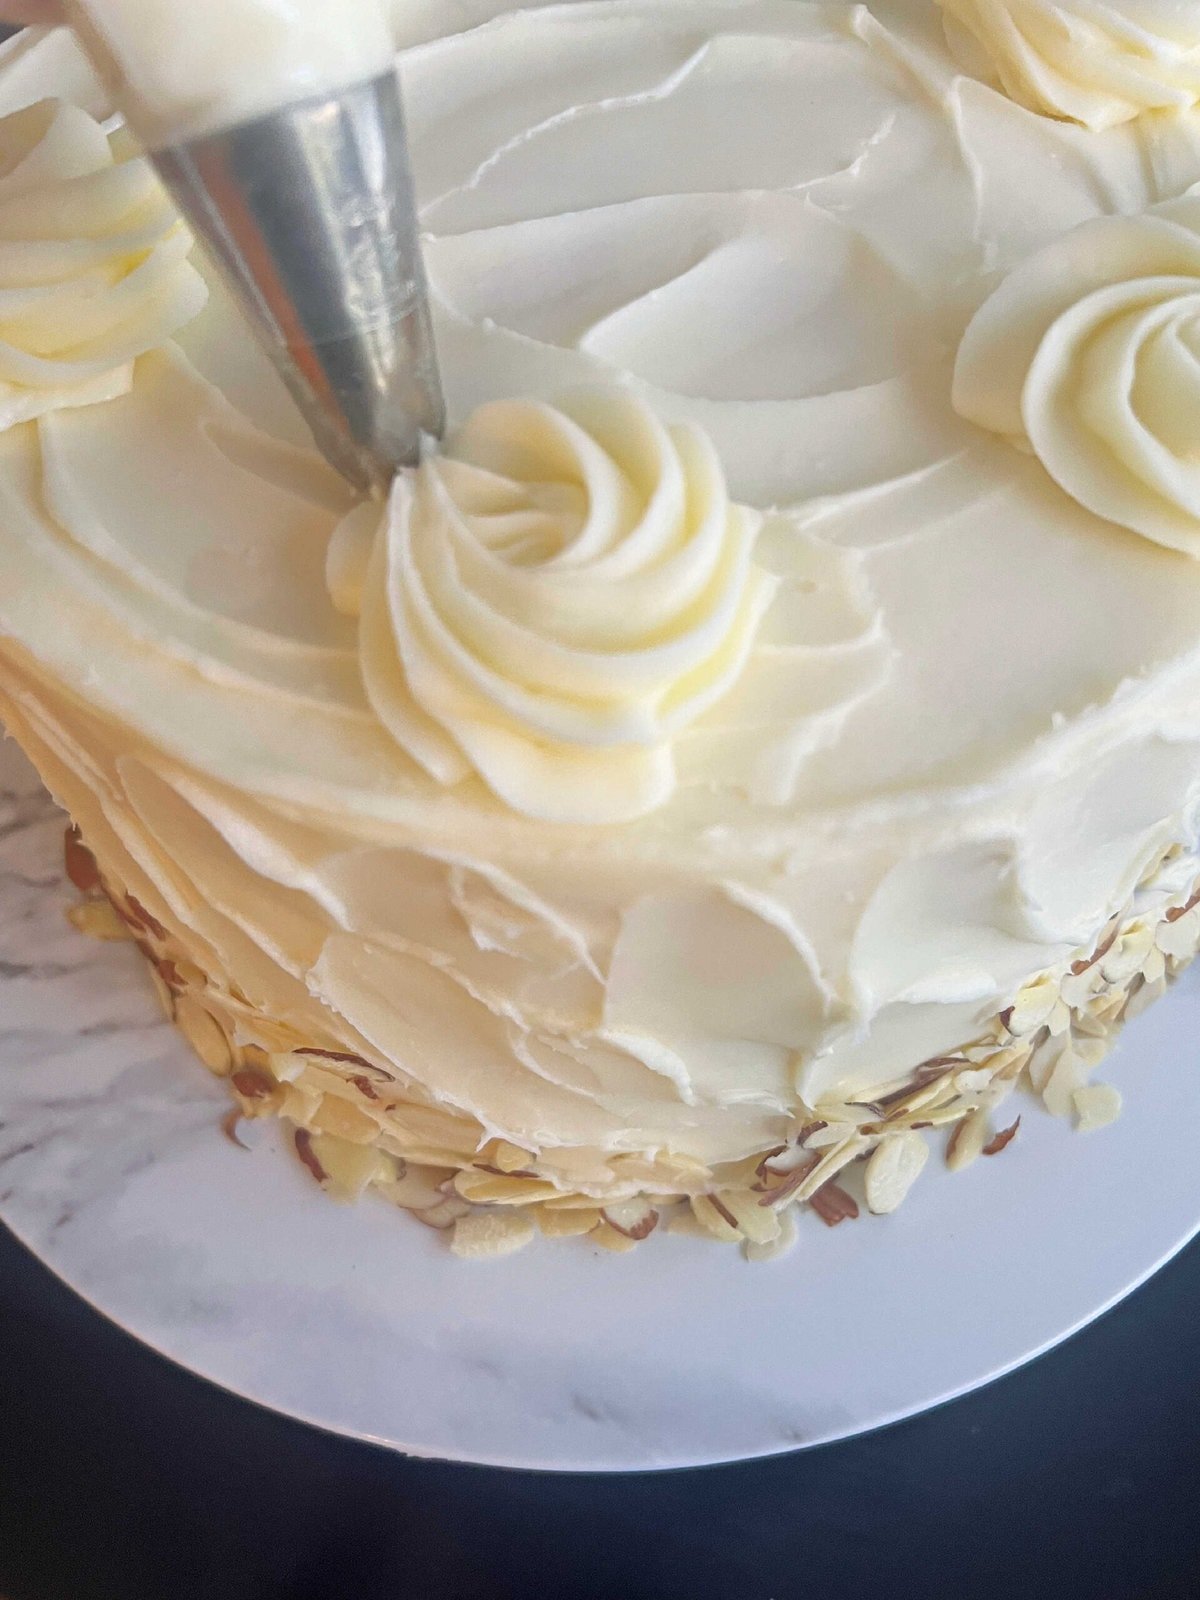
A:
<box><xmin>2</xmin><ymin>2</ymin><xmax>1200</xmax><ymax>1258</ymax></box>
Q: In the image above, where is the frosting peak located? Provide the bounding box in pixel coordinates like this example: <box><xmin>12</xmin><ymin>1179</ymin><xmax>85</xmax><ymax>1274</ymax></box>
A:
<box><xmin>0</xmin><ymin>97</ymin><xmax>206</xmax><ymax>430</ymax></box>
<box><xmin>954</xmin><ymin>191</ymin><xmax>1200</xmax><ymax>556</ymax></box>
<box><xmin>939</xmin><ymin>0</ymin><xmax>1200</xmax><ymax>130</ymax></box>
<box><xmin>334</xmin><ymin>390</ymin><xmax>777</xmax><ymax>823</ymax></box>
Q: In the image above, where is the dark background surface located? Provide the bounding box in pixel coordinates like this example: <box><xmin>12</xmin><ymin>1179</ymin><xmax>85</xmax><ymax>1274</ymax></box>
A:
<box><xmin>2</xmin><ymin>1221</ymin><xmax>1198</xmax><ymax>1600</ymax></box>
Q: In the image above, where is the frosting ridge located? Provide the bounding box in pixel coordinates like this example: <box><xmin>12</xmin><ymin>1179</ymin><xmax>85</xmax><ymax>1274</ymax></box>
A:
<box><xmin>339</xmin><ymin>390</ymin><xmax>777</xmax><ymax>823</ymax></box>
<box><xmin>954</xmin><ymin>190</ymin><xmax>1200</xmax><ymax>555</ymax></box>
<box><xmin>939</xmin><ymin>0</ymin><xmax>1200</xmax><ymax>130</ymax></box>
<box><xmin>0</xmin><ymin>96</ymin><xmax>206</xmax><ymax>430</ymax></box>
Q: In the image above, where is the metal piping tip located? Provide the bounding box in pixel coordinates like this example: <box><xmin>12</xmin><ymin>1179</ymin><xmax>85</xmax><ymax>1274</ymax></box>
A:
<box><xmin>154</xmin><ymin>70</ymin><xmax>444</xmax><ymax>495</ymax></box>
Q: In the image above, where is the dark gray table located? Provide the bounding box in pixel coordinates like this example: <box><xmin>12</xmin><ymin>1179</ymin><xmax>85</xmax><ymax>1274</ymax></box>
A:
<box><xmin>1</xmin><ymin>1220</ymin><xmax>1197</xmax><ymax>1600</ymax></box>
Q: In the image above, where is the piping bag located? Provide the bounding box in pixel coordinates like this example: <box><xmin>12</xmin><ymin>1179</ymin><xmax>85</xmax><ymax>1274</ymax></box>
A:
<box><xmin>64</xmin><ymin>0</ymin><xmax>444</xmax><ymax>494</ymax></box>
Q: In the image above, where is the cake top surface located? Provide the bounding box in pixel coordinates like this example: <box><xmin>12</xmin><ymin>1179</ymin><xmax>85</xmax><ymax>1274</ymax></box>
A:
<box><xmin>4</xmin><ymin>1</ymin><xmax>1200</xmax><ymax>1125</ymax></box>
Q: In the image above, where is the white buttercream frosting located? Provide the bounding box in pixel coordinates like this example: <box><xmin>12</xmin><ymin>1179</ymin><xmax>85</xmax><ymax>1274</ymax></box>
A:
<box><xmin>954</xmin><ymin>189</ymin><xmax>1200</xmax><ymax>556</ymax></box>
<box><xmin>0</xmin><ymin>96</ymin><xmax>205</xmax><ymax>429</ymax></box>
<box><xmin>66</xmin><ymin>0</ymin><xmax>394</xmax><ymax>146</ymax></box>
<box><xmin>938</xmin><ymin>0</ymin><xmax>1200</xmax><ymax>130</ymax></box>
<box><xmin>337</xmin><ymin>390</ymin><xmax>775</xmax><ymax>824</ymax></box>
<box><xmin>4</xmin><ymin>6</ymin><xmax>1200</xmax><ymax>1182</ymax></box>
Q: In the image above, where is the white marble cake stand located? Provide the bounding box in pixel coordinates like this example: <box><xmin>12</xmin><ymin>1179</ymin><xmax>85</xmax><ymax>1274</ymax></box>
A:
<box><xmin>2</xmin><ymin>739</ymin><xmax>1199</xmax><ymax>1472</ymax></box>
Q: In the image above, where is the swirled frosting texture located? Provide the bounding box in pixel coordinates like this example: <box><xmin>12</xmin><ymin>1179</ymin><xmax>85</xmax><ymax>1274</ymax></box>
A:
<box><xmin>337</xmin><ymin>392</ymin><xmax>775</xmax><ymax>823</ymax></box>
<box><xmin>0</xmin><ymin>97</ymin><xmax>206</xmax><ymax>429</ymax></box>
<box><xmin>939</xmin><ymin>0</ymin><xmax>1200</xmax><ymax>130</ymax></box>
<box><xmin>954</xmin><ymin>191</ymin><xmax>1200</xmax><ymax>555</ymax></box>
<box><xmin>4</xmin><ymin>8</ymin><xmax>1200</xmax><ymax>1178</ymax></box>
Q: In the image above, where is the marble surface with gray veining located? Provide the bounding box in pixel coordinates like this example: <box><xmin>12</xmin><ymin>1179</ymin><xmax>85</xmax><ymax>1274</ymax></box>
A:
<box><xmin>3</xmin><ymin>733</ymin><xmax>1200</xmax><ymax>1470</ymax></box>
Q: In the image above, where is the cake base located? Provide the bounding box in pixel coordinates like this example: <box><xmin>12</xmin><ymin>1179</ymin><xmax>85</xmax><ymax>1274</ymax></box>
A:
<box><xmin>60</xmin><ymin>820</ymin><xmax>1200</xmax><ymax>1259</ymax></box>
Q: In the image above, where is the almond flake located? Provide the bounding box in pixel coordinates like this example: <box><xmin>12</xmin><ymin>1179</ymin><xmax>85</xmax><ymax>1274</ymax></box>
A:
<box><xmin>310</xmin><ymin>1093</ymin><xmax>379</xmax><ymax>1145</ymax></box>
<box><xmin>1000</xmin><ymin>976</ymin><xmax>1059</xmax><ymax>1036</ymax></box>
<box><xmin>864</xmin><ymin>1130</ymin><xmax>928</xmax><ymax>1214</ymax></box>
<box><xmin>600</xmin><ymin>1198</ymin><xmax>659</xmax><ymax>1240</ymax></box>
<box><xmin>67</xmin><ymin>899</ymin><xmax>130</xmax><ymax>942</ymax></box>
<box><xmin>174</xmin><ymin>995</ymin><xmax>232</xmax><ymax>1075</ymax></box>
<box><xmin>537</xmin><ymin>1205</ymin><xmax>602</xmax><ymax>1238</ymax></box>
<box><xmin>982</xmin><ymin>1116</ymin><xmax>1020</xmax><ymax>1157</ymax></box>
<box><xmin>591</xmin><ymin>1221</ymin><xmax>638</xmax><ymax>1253</ymax></box>
<box><xmin>714</xmin><ymin>1189</ymin><xmax>782</xmax><ymax>1246</ymax></box>
<box><xmin>808</xmin><ymin>1180</ymin><xmax>859</xmax><ymax>1227</ymax></box>
<box><xmin>946</xmin><ymin>1107</ymin><xmax>989</xmax><ymax>1172</ymax></box>
<box><xmin>63</xmin><ymin>826</ymin><xmax>100</xmax><ymax>892</ymax></box>
<box><xmin>743</xmin><ymin>1210</ymin><xmax>798</xmax><ymax>1263</ymax></box>
<box><xmin>413</xmin><ymin>1195</ymin><xmax>471</xmax><ymax>1230</ymax></box>
<box><xmin>690</xmin><ymin>1194</ymin><xmax>743</xmax><ymax>1242</ymax></box>
<box><xmin>1073</xmin><ymin>1083</ymin><xmax>1122</xmax><ymax>1132</ymax></box>
<box><xmin>450</xmin><ymin>1211</ymin><xmax>535</xmax><ymax>1259</ymax></box>
<box><xmin>1156</xmin><ymin>906</ymin><xmax>1200</xmax><ymax>961</ymax></box>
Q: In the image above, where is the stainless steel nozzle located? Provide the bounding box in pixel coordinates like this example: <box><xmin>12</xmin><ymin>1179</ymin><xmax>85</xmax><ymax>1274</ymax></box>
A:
<box><xmin>155</xmin><ymin>70</ymin><xmax>444</xmax><ymax>494</ymax></box>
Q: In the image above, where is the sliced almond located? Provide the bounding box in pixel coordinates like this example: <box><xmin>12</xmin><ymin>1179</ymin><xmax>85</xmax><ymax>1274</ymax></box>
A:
<box><xmin>1073</xmin><ymin>1083</ymin><xmax>1122</xmax><ymax>1132</ymax></box>
<box><xmin>537</xmin><ymin>1205</ymin><xmax>602</xmax><ymax>1238</ymax></box>
<box><xmin>306</xmin><ymin>1131</ymin><xmax>395</xmax><ymax>1198</ymax></box>
<box><xmin>175</xmin><ymin>994</ymin><xmax>233</xmax><ymax>1075</ymax></box>
<box><xmin>808</xmin><ymin>1180</ymin><xmax>859</xmax><ymax>1227</ymax></box>
<box><xmin>450</xmin><ymin>1211</ymin><xmax>535</xmax><ymax>1259</ymax></box>
<box><xmin>377</xmin><ymin>1165</ymin><xmax>453</xmax><ymax>1212</ymax></box>
<box><xmin>1042</xmin><ymin>1045</ymin><xmax>1090</xmax><ymax>1118</ymax></box>
<box><xmin>452</xmin><ymin>1170</ymin><xmax>559</xmax><ymax>1206</ymax></box>
<box><xmin>690</xmin><ymin>1194</ymin><xmax>743</xmax><ymax>1242</ymax></box>
<box><xmin>982</xmin><ymin>1116</ymin><xmax>1020</xmax><ymax>1156</ymax></box>
<box><xmin>310</xmin><ymin>1093</ymin><xmax>379</xmax><ymax>1145</ymax></box>
<box><xmin>413</xmin><ymin>1195</ymin><xmax>471</xmax><ymax>1230</ymax></box>
<box><xmin>63</xmin><ymin>826</ymin><xmax>100</xmax><ymax>892</ymax></box>
<box><xmin>1000</xmin><ymin>975</ymin><xmax>1059</xmax><ymax>1036</ymax></box>
<box><xmin>67</xmin><ymin>899</ymin><xmax>130</xmax><ymax>942</ymax></box>
<box><xmin>743</xmin><ymin>1210</ymin><xmax>798</xmax><ymax>1263</ymax></box>
<box><xmin>1125</xmin><ymin>973</ymin><xmax>1166</xmax><ymax>1021</ymax></box>
<box><xmin>946</xmin><ymin>1107</ymin><xmax>989</xmax><ymax>1172</ymax></box>
<box><xmin>600</xmin><ymin>1198</ymin><xmax>659</xmax><ymax>1240</ymax></box>
<box><xmin>591</xmin><ymin>1221</ymin><xmax>638</xmax><ymax>1253</ymax></box>
<box><xmin>1101</xmin><ymin>921</ymin><xmax>1154</xmax><ymax>983</ymax></box>
<box><xmin>1156</xmin><ymin>905</ymin><xmax>1200</xmax><ymax>961</ymax></box>
<box><xmin>713</xmin><ymin>1189</ymin><xmax>782</xmax><ymax>1246</ymax></box>
<box><xmin>864</xmin><ymin>1130</ymin><xmax>928</xmax><ymax>1215</ymax></box>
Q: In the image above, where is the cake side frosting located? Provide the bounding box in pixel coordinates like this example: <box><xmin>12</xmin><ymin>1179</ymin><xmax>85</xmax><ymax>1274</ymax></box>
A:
<box><xmin>4</xmin><ymin>6</ymin><xmax>1200</xmax><ymax>1230</ymax></box>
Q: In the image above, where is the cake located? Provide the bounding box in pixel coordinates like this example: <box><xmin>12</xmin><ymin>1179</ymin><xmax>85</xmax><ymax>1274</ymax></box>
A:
<box><xmin>3</xmin><ymin>1</ymin><xmax>1200</xmax><ymax>1259</ymax></box>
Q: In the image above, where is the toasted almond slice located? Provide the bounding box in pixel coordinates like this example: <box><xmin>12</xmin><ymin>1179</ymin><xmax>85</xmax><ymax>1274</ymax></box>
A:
<box><xmin>537</xmin><ymin>1205</ymin><xmax>603</xmax><ymax>1238</ymax></box>
<box><xmin>690</xmin><ymin>1194</ymin><xmax>743</xmax><ymax>1242</ymax></box>
<box><xmin>1073</xmin><ymin>1083</ymin><xmax>1123</xmax><ymax>1132</ymax></box>
<box><xmin>486</xmin><ymin>1140</ymin><xmax>535</xmax><ymax>1174</ymax></box>
<box><xmin>808</xmin><ymin>1180</ymin><xmax>859</xmax><ymax>1227</ymax></box>
<box><xmin>377</xmin><ymin>1166</ymin><xmax>452</xmax><ymax>1212</ymax></box>
<box><xmin>591</xmin><ymin>1221</ymin><xmax>638</xmax><ymax>1253</ymax></box>
<box><xmin>802</xmin><ymin>1120</ymin><xmax>860</xmax><ymax>1149</ymax></box>
<box><xmin>453</xmin><ymin>1170</ymin><xmax>560</xmax><ymax>1206</ymax></box>
<box><xmin>667</xmin><ymin>1209</ymin><xmax>714</xmax><ymax>1240</ymax></box>
<box><xmin>1000</xmin><ymin>975</ymin><xmax>1059</xmax><ymax>1037</ymax></box>
<box><xmin>175</xmin><ymin>994</ymin><xmax>233</xmax><ymax>1075</ymax></box>
<box><xmin>310</xmin><ymin>1093</ymin><xmax>379</xmax><ymax>1145</ymax></box>
<box><xmin>148</xmin><ymin>963</ymin><xmax>175</xmax><ymax>1022</ymax></box>
<box><xmin>982</xmin><ymin>1116</ymin><xmax>1020</xmax><ymax>1156</ymax></box>
<box><xmin>413</xmin><ymin>1195</ymin><xmax>471</xmax><ymax>1230</ymax></box>
<box><xmin>600</xmin><ymin>1198</ymin><xmax>659</xmax><ymax>1240</ymax></box>
<box><xmin>307</xmin><ymin>1130</ymin><xmax>395</xmax><ymax>1198</ymax></box>
<box><xmin>67</xmin><ymin>899</ymin><xmax>130</xmax><ymax>942</ymax></box>
<box><xmin>450</xmin><ymin>1211</ymin><xmax>535</xmax><ymax>1259</ymax></box>
<box><xmin>714</xmin><ymin>1189</ymin><xmax>781</xmax><ymax>1246</ymax></box>
<box><xmin>1042</xmin><ymin>1046</ymin><xmax>1090</xmax><ymax>1118</ymax></box>
<box><xmin>1101</xmin><ymin>921</ymin><xmax>1154</xmax><ymax>983</ymax></box>
<box><xmin>864</xmin><ymin>1130</ymin><xmax>928</xmax><ymax>1215</ymax></box>
<box><xmin>946</xmin><ymin>1107</ymin><xmax>990</xmax><ymax>1172</ymax></box>
<box><xmin>744</xmin><ymin>1210</ymin><xmax>798</xmax><ymax>1263</ymax></box>
<box><xmin>63</xmin><ymin>825</ymin><xmax>100</xmax><ymax>892</ymax></box>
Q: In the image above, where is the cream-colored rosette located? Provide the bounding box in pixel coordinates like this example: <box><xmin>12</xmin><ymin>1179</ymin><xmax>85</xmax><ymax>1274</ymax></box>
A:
<box><xmin>329</xmin><ymin>390</ymin><xmax>777</xmax><ymax>823</ymax></box>
<box><xmin>938</xmin><ymin>0</ymin><xmax>1200</xmax><ymax>130</ymax></box>
<box><xmin>0</xmin><ymin>97</ymin><xmax>206</xmax><ymax>429</ymax></box>
<box><xmin>954</xmin><ymin>191</ymin><xmax>1200</xmax><ymax>556</ymax></box>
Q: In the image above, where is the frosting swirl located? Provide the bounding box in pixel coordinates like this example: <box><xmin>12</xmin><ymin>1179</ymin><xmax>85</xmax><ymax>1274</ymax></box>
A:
<box><xmin>0</xmin><ymin>97</ymin><xmax>206</xmax><ymax>430</ymax></box>
<box><xmin>332</xmin><ymin>390</ymin><xmax>777</xmax><ymax>824</ymax></box>
<box><xmin>938</xmin><ymin>0</ymin><xmax>1200</xmax><ymax>130</ymax></box>
<box><xmin>953</xmin><ymin>191</ymin><xmax>1200</xmax><ymax>556</ymax></box>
